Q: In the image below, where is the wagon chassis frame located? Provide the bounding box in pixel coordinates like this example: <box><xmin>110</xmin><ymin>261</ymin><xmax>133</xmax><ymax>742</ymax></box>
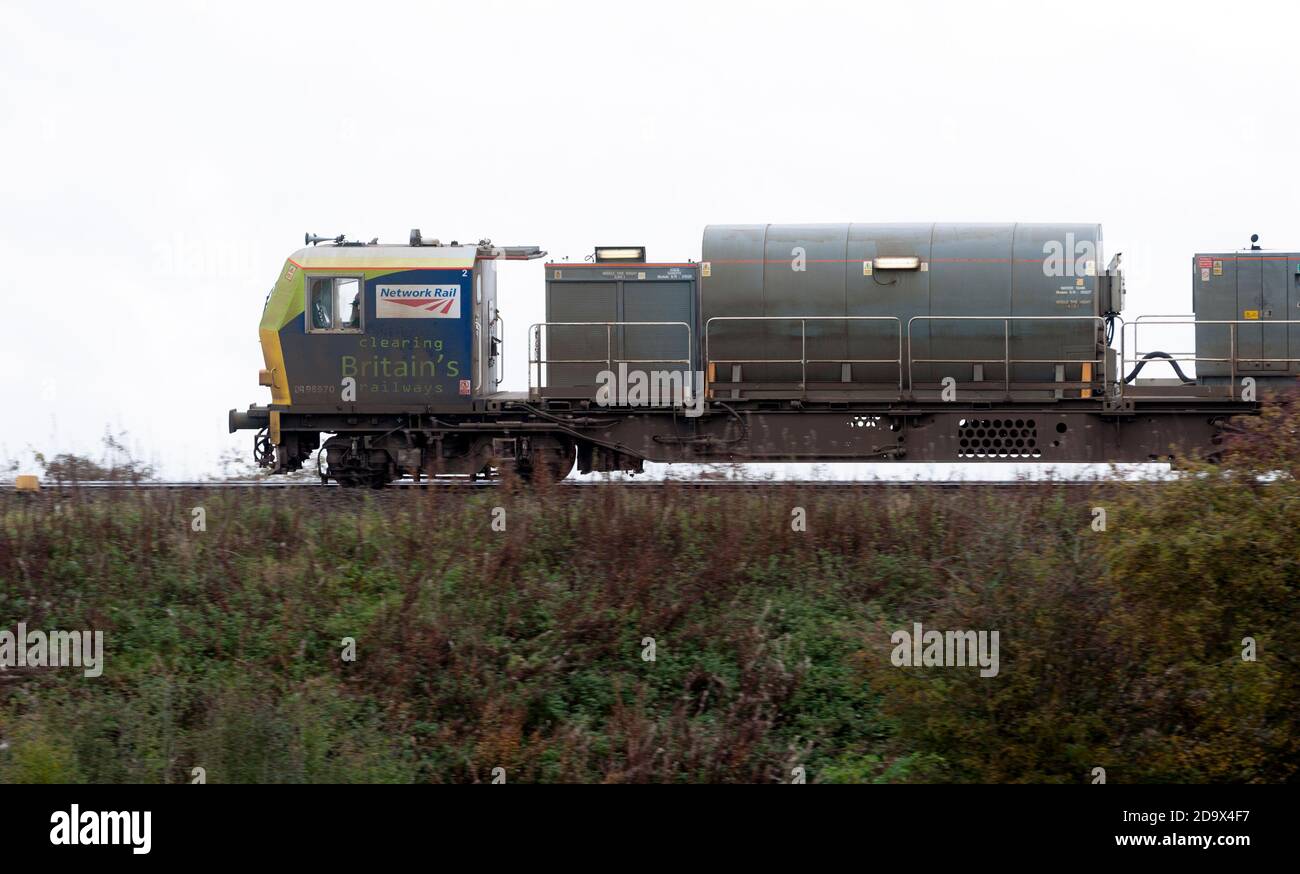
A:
<box><xmin>239</xmin><ymin>387</ymin><xmax>1256</xmax><ymax>481</ymax></box>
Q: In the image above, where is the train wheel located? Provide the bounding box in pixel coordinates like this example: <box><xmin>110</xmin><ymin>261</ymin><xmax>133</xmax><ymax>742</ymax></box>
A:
<box><xmin>520</xmin><ymin>438</ymin><xmax>576</xmax><ymax>483</ymax></box>
<box><xmin>321</xmin><ymin>435</ymin><xmax>392</xmax><ymax>488</ymax></box>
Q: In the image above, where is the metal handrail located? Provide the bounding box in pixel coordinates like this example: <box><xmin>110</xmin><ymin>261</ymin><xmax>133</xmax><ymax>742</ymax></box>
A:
<box><xmin>531</xmin><ymin>314</ymin><xmax>1300</xmax><ymax>405</ymax></box>
<box><xmin>906</xmin><ymin>315</ymin><xmax>1109</xmax><ymax>396</ymax></box>
<box><xmin>1122</xmin><ymin>318</ymin><xmax>1300</xmax><ymax>393</ymax></box>
<box><xmin>491</xmin><ymin>311</ymin><xmax>505</xmax><ymax>388</ymax></box>
<box><xmin>704</xmin><ymin>316</ymin><xmax>904</xmax><ymax>395</ymax></box>
<box><xmin>1127</xmin><ymin>314</ymin><xmax>1194</xmax><ymax>386</ymax></box>
<box><xmin>527</xmin><ymin>321</ymin><xmax>693</xmax><ymax>394</ymax></box>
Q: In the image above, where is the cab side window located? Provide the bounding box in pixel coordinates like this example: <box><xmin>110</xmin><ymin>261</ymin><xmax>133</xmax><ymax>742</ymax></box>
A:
<box><xmin>308</xmin><ymin>277</ymin><xmax>363</xmax><ymax>332</ymax></box>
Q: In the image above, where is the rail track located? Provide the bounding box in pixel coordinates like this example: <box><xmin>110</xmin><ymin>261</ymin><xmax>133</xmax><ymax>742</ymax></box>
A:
<box><xmin>7</xmin><ymin>477</ymin><xmax>1144</xmax><ymax>492</ymax></box>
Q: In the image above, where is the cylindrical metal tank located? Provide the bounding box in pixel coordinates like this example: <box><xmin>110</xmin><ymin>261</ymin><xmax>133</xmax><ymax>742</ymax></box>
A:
<box><xmin>701</xmin><ymin>223</ymin><xmax>1106</xmax><ymax>390</ymax></box>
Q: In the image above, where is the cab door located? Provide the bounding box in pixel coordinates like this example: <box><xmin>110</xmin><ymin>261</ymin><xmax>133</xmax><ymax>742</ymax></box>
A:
<box><xmin>622</xmin><ymin>280</ymin><xmax>695</xmax><ymax>390</ymax></box>
<box><xmin>1237</xmin><ymin>255</ymin><xmax>1289</xmax><ymax>372</ymax></box>
<box><xmin>1261</xmin><ymin>257</ymin><xmax>1289</xmax><ymax>371</ymax></box>
<box><xmin>1235</xmin><ymin>256</ymin><xmax>1264</xmax><ymax>370</ymax></box>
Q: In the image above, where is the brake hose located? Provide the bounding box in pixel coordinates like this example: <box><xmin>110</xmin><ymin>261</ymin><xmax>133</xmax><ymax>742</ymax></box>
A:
<box><xmin>1123</xmin><ymin>351</ymin><xmax>1195</xmax><ymax>385</ymax></box>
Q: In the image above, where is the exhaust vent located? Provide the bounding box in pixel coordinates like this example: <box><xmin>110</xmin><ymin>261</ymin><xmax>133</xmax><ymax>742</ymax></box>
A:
<box><xmin>957</xmin><ymin>418</ymin><xmax>1041</xmax><ymax>459</ymax></box>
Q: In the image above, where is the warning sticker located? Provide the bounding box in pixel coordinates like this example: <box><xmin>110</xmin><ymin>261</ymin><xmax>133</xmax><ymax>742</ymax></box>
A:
<box><xmin>1201</xmin><ymin>268</ymin><xmax>1211</xmax><ymax>282</ymax></box>
<box><xmin>1198</xmin><ymin>257</ymin><xmax>1214</xmax><ymax>269</ymax></box>
<box><xmin>700</xmin><ymin>261</ymin><xmax>711</xmax><ymax>278</ymax></box>
<box><xmin>1244</xmin><ymin>310</ymin><xmax>1260</xmax><ymax>320</ymax></box>
<box><xmin>1213</xmin><ymin>260</ymin><xmax>1223</xmax><ymax>275</ymax></box>
<box><xmin>862</xmin><ymin>261</ymin><xmax>873</xmax><ymax>276</ymax></box>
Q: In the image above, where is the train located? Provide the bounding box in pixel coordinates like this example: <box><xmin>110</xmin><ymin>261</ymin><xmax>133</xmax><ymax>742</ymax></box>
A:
<box><xmin>228</xmin><ymin>224</ymin><xmax>1300</xmax><ymax>485</ymax></box>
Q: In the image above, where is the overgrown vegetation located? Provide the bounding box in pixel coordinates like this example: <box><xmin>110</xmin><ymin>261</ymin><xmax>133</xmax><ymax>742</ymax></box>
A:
<box><xmin>15</xmin><ymin>429</ymin><xmax>158</xmax><ymax>485</ymax></box>
<box><xmin>0</xmin><ymin>400</ymin><xmax>1296</xmax><ymax>783</ymax></box>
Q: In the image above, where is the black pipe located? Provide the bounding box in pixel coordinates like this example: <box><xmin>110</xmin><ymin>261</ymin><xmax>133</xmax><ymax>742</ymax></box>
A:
<box><xmin>1123</xmin><ymin>351</ymin><xmax>1195</xmax><ymax>385</ymax></box>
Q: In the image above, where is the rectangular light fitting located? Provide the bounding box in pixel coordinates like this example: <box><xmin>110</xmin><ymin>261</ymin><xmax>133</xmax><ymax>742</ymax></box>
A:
<box><xmin>873</xmin><ymin>256</ymin><xmax>922</xmax><ymax>271</ymax></box>
<box><xmin>594</xmin><ymin>246</ymin><xmax>646</xmax><ymax>263</ymax></box>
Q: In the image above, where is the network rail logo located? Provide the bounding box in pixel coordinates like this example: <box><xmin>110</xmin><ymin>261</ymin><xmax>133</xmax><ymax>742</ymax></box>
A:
<box><xmin>376</xmin><ymin>284</ymin><xmax>461</xmax><ymax>318</ymax></box>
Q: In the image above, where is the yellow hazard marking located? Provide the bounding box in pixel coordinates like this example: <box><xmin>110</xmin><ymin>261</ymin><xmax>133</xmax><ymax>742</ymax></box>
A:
<box><xmin>260</xmin><ymin>328</ymin><xmax>291</xmax><ymax>405</ymax></box>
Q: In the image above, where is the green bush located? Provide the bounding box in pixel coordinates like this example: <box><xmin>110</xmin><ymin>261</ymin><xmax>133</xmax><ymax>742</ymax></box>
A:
<box><xmin>0</xmin><ymin>395</ymin><xmax>1296</xmax><ymax>783</ymax></box>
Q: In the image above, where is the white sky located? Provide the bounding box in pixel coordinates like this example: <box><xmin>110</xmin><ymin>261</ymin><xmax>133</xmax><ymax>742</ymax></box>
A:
<box><xmin>2</xmin><ymin>0</ymin><xmax>1297</xmax><ymax>479</ymax></box>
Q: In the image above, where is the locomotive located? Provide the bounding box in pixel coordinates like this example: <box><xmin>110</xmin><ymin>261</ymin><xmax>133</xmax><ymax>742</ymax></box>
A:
<box><xmin>228</xmin><ymin>225</ymin><xmax>1299</xmax><ymax>485</ymax></box>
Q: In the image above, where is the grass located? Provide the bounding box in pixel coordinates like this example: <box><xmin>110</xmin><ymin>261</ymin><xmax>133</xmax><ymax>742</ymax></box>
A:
<box><xmin>1</xmin><ymin>401</ymin><xmax>1298</xmax><ymax>783</ymax></box>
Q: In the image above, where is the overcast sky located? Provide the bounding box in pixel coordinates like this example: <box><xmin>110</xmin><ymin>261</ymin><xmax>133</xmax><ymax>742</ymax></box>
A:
<box><xmin>2</xmin><ymin>0</ymin><xmax>1297</xmax><ymax>479</ymax></box>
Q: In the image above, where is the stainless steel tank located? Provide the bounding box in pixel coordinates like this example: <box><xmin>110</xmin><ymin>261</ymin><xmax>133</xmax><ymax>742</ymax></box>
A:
<box><xmin>700</xmin><ymin>223</ymin><xmax>1106</xmax><ymax>389</ymax></box>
